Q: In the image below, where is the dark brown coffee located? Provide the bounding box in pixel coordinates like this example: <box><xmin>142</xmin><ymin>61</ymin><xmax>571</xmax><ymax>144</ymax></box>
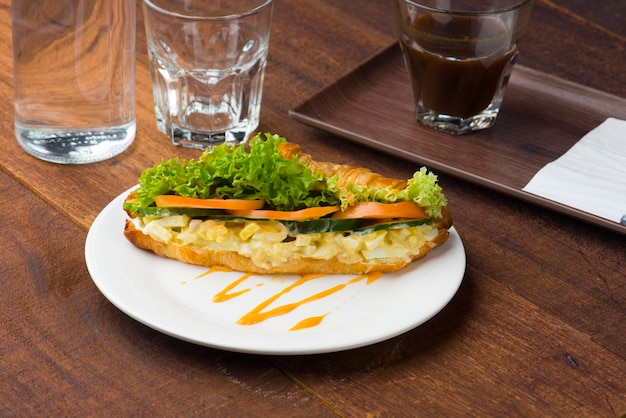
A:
<box><xmin>400</xmin><ymin>14</ymin><xmax>516</xmax><ymax>118</ymax></box>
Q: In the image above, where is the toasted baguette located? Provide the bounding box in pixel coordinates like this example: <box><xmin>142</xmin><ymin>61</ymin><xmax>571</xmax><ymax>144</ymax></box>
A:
<box><xmin>123</xmin><ymin>144</ymin><xmax>452</xmax><ymax>274</ymax></box>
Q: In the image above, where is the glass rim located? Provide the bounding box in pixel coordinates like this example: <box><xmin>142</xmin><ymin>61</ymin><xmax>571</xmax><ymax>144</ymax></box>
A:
<box><xmin>400</xmin><ymin>0</ymin><xmax>533</xmax><ymax>15</ymax></box>
<box><xmin>143</xmin><ymin>0</ymin><xmax>273</xmax><ymax>21</ymax></box>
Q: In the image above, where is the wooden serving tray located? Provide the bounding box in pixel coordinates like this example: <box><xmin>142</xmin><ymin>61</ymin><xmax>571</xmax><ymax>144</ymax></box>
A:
<box><xmin>290</xmin><ymin>43</ymin><xmax>626</xmax><ymax>235</ymax></box>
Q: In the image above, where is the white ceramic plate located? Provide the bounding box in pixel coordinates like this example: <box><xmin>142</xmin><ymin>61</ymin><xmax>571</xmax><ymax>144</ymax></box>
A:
<box><xmin>85</xmin><ymin>188</ymin><xmax>466</xmax><ymax>355</ymax></box>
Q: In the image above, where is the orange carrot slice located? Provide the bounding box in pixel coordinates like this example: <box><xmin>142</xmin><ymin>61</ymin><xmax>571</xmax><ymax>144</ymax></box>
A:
<box><xmin>331</xmin><ymin>201</ymin><xmax>427</xmax><ymax>220</ymax></box>
<box><xmin>154</xmin><ymin>195</ymin><xmax>265</xmax><ymax>210</ymax></box>
<box><xmin>227</xmin><ymin>206</ymin><xmax>340</xmax><ymax>220</ymax></box>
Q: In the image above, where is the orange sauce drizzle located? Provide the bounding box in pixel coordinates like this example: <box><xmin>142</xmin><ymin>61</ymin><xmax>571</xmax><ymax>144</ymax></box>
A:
<box><xmin>365</xmin><ymin>271</ymin><xmax>384</xmax><ymax>285</ymax></box>
<box><xmin>195</xmin><ymin>265</ymin><xmax>232</xmax><ymax>279</ymax></box>
<box><xmin>237</xmin><ymin>271</ymin><xmax>384</xmax><ymax>326</ymax></box>
<box><xmin>290</xmin><ymin>314</ymin><xmax>328</xmax><ymax>331</ymax></box>
<box><xmin>237</xmin><ymin>274</ymin><xmax>324</xmax><ymax>325</ymax></box>
<box><xmin>212</xmin><ymin>273</ymin><xmax>254</xmax><ymax>302</ymax></box>
<box><xmin>190</xmin><ymin>266</ymin><xmax>384</xmax><ymax>330</ymax></box>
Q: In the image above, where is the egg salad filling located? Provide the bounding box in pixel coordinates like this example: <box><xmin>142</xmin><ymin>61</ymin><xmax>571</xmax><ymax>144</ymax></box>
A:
<box><xmin>133</xmin><ymin>215</ymin><xmax>440</xmax><ymax>270</ymax></box>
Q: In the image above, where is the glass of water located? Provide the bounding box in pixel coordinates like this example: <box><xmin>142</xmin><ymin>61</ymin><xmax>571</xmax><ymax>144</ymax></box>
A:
<box><xmin>142</xmin><ymin>0</ymin><xmax>274</xmax><ymax>149</ymax></box>
<box><xmin>12</xmin><ymin>0</ymin><xmax>136</xmax><ymax>164</ymax></box>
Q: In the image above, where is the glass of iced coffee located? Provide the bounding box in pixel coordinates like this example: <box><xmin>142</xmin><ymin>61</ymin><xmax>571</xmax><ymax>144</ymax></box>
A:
<box><xmin>393</xmin><ymin>0</ymin><xmax>534</xmax><ymax>134</ymax></box>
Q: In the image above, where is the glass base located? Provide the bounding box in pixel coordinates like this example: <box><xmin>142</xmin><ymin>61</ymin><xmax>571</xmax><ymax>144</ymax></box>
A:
<box><xmin>164</xmin><ymin>122</ymin><xmax>253</xmax><ymax>150</ymax></box>
<box><xmin>15</xmin><ymin>121</ymin><xmax>135</xmax><ymax>164</ymax></box>
<box><xmin>417</xmin><ymin>109</ymin><xmax>499</xmax><ymax>135</ymax></box>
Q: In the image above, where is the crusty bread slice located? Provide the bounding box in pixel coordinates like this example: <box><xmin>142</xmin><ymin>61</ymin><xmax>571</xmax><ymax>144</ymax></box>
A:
<box><xmin>123</xmin><ymin>211</ymin><xmax>451</xmax><ymax>274</ymax></box>
<box><xmin>278</xmin><ymin>142</ymin><xmax>409</xmax><ymax>190</ymax></box>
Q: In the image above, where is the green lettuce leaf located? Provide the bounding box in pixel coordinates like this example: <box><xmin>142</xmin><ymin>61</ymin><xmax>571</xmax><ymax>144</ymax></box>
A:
<box><xmin>401</xmin><ymin>167</ymin><xmax>447</xmax><ymax>218</ymax></box>
<box><xmin>327</xmin><ymin>167</ymin><xmax>446</xmax><ymax>218</ymax></box>
<box><xmin>125</xmin><ymin>133</ymin><xmax>447</xmax><ymax>218</ymax></box>
<box><xmin>128</xmin><ymin>133</ymin><xmax>340</xmax><ymax>213</ymax></box>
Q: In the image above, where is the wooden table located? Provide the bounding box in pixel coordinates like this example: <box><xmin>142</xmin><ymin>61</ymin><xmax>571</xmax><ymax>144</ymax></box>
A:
<box><xmin>1</xmin><ymin>1</ymin><xmax>625</xmax><ymax>416</ymax></box>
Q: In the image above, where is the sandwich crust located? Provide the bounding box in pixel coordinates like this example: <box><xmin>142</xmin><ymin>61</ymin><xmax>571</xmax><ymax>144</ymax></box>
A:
<box><xmin>124</xmin><ymin>212</ymin><xmax>451</xmax><ymax>274</ymax></box>
<box><xmin>278</xmin><ymin>142</ymin><xmax>408</xmax><ymax>190</ymax></box>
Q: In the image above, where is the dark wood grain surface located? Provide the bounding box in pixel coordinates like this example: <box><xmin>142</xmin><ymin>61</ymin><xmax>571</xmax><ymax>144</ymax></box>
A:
<box><xmin>1</xmin><ymin>0</ymin><xmax>625</xmax><ymax>416</ymax></box>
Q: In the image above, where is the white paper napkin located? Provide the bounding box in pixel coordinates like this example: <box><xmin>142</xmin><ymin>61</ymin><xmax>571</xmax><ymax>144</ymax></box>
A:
<box><xmin>523</xmin><ymin>117</ymin><xmax>626</xmax><ymax>224</ymax></box>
